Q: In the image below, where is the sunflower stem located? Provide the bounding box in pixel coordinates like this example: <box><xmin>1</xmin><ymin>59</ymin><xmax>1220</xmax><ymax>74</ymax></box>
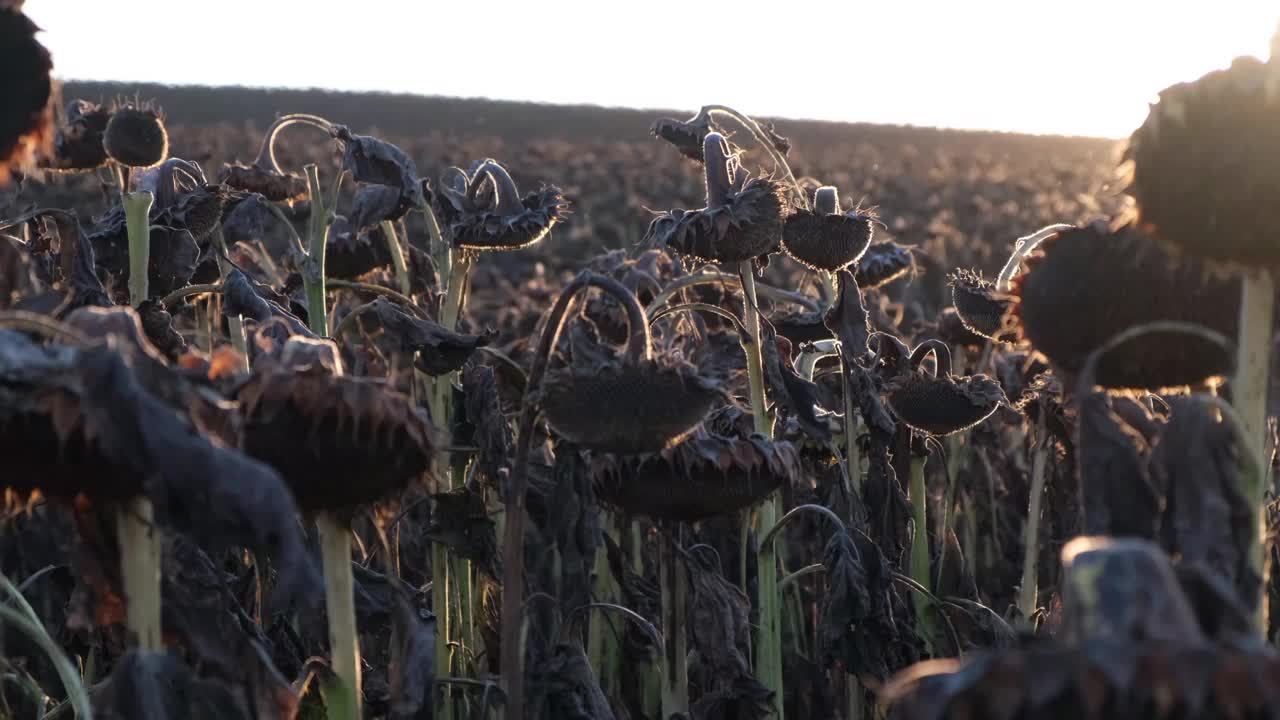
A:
<box><xmin>740</xmin><ymin>261</ymin><xmax>784</xmax><ymax>718</ymax></box>
<box><xmin>589</xmin><ymin>514</ymin><xmax>622</xmax><ymax>697</ymax></box>
<box><xmin>301</xmin><ymin>164</ymin><xmax>331</xmax><ymax>336</ymax></box>
<box><xmin>841</xmin><ymin>360</ymin><xmax>863</xmax><ymax>502</ymax></box>
<box><xmin>659</xmin><ymin>530</ymin><xmax>689</xmax><ymax>717</ymax></box>
<box><xmin>1234</xmin><ymin>268</ymin><xmax>1275</xmax><ymax>633</ymax></box>
<box><xmin>118</xmin><ymin>187</ymin><xmax>163</xmax><ymax>655</ymax></box>
<box><xmin>909</xmin><ymin>454</ymin><xmax>936</xmax><ymax>651</ymax></box>
<box><xmin>251</xmin><ymin>113</ymin><xmax>334</xmax><ymax>173</ymax></box>
<box><xmin>124</xmin><ymin>191</ymin><xmax>154</xmax><ymax>307</ymax></box>
<box><xmin>317</xmin><ymin>514</ymin><xmax>361</xmax><ymax>720</ymax></box>
<box><xmin>1016</xmin><ymin>420</ymin><xmax>1049</xmax><ymax>622</ymax></box>
<box><xmin>502</xmin><ymin>272</ymin><xmax>644</xmax><ymax>717</ymax></box>
<box><xmin>431</xmin><ymin>252</ymin><xmax>473</xmax><ymax>720</ymax></box>
<box><xmin>116</xmin><ymin>498</ymin><xmax>161</xmax><ymax>652</ymax></box>
<box><xmin>380</xmin><ymin>220</ymin><xmax>411</xmax><ymax>296</ymax></box>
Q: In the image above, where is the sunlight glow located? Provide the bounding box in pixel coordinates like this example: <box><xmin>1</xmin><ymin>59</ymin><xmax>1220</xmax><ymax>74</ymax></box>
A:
<box><xmin>22</xmin><ymin>0</ymin><xmax>1280</xmax><ymax>137</ymax></box>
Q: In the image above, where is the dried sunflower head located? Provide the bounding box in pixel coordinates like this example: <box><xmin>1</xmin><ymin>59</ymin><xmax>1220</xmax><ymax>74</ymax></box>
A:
<box><xmin>587</xmin><ymin>427</ymin><xmax>800</xmax><ymax>522</ymax></box>
<box><xmin>236</xmin><ymin>360</ymin><xmax>434</xmax><ymax>516</ymax></box>
<box><xmin>645</xmin><ymin>132</ymin><xmax>786</xmax><ymax>264</ymax></box>
<box><xmin>651</xmin><ymin>112</ymin><xmax>722</xmax><ymax>161</ymax></box>
<box><xmin>1125</xmin><ymin>51</ymin><xmax>1280</xmax><ymax>266</ymax></box>
<box><xmin>0</xmin><ymin>1</ymin><xmax>52</xmax><ymax>187</ymax></box>
<box><xmin>948</xmin><ymin>268</ymin><xmax>1013</xmax><ymax>341</ymax></box>
<box><xmin>1011</xmin><ymin>221</ymin><xmax>1237</xmax><ymax>390</ymax></box>
<box><xmin>103</xmin><ymin>104</ymin><xmax>168</xmax><ymax>169</ymax></box>
<box><xmin>434</xmin><ymin>158</ymin><xmax>568</xmax><ymax>252</ymax></box>
<box><xmin>854</xmin><ymin>240</ymin><xmax>914</xmax><ymax>289</ymax></box>
<box><xmin>882</xmin><ymin>338</ymin><xmax>1005</xmax><ymax>436</ymax></box>
<box><xmin>781</xmin><ymin>186</ymin><xmax>875</xmax><ymax>272</ymax></box>
<box><xmin>218</xmin><ymin>163</ymin><xmax>308</xmax><ymax>203</ymax></box>
<box><xmin>538</xmin><ymin>273</ymin><xmax>724</xmax><ymax>455</ymax></box>
<box><xmin>542</xmin><ymin>353</ymin><xmax>725</xmax><ymax>456</ymax></box>
<box><xmin>45</xmin><ymin>100</ymin><xmax>111</xmax><ymax>173</ymax></box>
<box><xmin>651</xmin><ymin>110</ymin><xmax>790</xmax><ymax>163</ymax></box>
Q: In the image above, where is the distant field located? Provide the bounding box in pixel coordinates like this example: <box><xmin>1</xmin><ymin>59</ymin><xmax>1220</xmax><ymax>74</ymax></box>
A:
<box><xmin>33</xmin><ymin>82</ymin><xmax>1125</xmax><ymax>282</ymax></box>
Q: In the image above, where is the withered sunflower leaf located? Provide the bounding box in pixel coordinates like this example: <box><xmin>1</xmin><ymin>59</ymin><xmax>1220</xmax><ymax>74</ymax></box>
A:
<box><xmin>369</xmin><ymin>297</ymin><xmax>493</xmax><ymax>376</ymax></box>
<box><xmin>759</xmin><ymin>319</ymin><xmax>831</xmax><ymax>442</ymax></box>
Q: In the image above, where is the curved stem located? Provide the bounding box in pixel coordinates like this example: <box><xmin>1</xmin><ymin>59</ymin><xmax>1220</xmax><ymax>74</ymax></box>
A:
<box><xmin>700</xmin><ymin>105</ymin><xmax>808</xmax><ymax>210</ymax></box>
<box><xmin>909</xmin><ymin>339</ymin><xmax>953</xmax><ymax>377</ymax></box>
<box><xmin>1079</xmin><ymin>321</ymin><xmax>1235</xmax><ymax>391</ymax></box>
<box><xmin>868</xmin><ymin>331</ymin><xmax>912</xmax><ymax>374</ymax></box>
<box><xmin>646</xmin><ymin>270</ymin><xmax>821</xmax><ymax>315</ymax></box>
<box><xmin>250</xmin><ymin>114</ymin><xmax>335</xmax><ymax>174</ymax></box>
<box><xmin>500</xmin><ymin>271</ymin><xmax>651</xmax><ymax>715</ymax></box>
<box><xmin>779</xmin><ymin>564</ymin><xmax>825</xmax><ymax>592</ymax></box>
<box><xmin>565</xmin><ymin>602</ymin><xmax>663</xmax><ymax>647</ymax></box>
<box><xmin>325</xmin><ymin>279</ymin><xmax>421</xmax><ymax>312</ymax></box>
<box><xmin>649</xmin><ymin>302</ymin><xmax>748</xmax><ymax>337</ymax></box>
<box><xmin>995</xmin><ymin>224</ymin><xmax>1074</xmax><ymax>292</ymax></box>
<box><xmin>160</xmin><ymin>283</ymin><xmax>223</xmax><ymax>308</ymax></box>
<box><xmin>759</xmin><ymin>503</ymin><xmax>846</xmax><ymax>550</ymax></box>
<box><xmin>466</xmin><ymin>160</ymin><xmax>525</xmax><ymax>217</ymax></box>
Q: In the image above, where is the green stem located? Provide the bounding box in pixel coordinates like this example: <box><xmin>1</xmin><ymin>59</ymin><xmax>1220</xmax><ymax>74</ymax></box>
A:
<box><xmin>430</xmin><ymin>254</ymin><xmax>475</xmax><ymax>719</ymax></box>
<box><xmin>741</xmin><ymin>262</ymin><xmax>783</xmax><ymax>718</ymax></box>
<box><xmin>116</xmin><ymin>497</ymin><xmax>161</xmax><ymax>651</ymax></box>
<box><xmin>124</xmin><ymin>191</ymin><xmax>154</xmax><ymax>306</ymax></box>
<box><xmin>380</xmin><ymin>220</ymin><xmax>411</xmax><ymax>296</ymax></box>
<box><xmin>317</xmin><ymin>514</ymin><xmax>361</xmax><ymax>720</ymax></box>
<box><xmin>1234</xmin><ymin>268</ymin><xmax>1275</xmax><ymax>632</ymax></box>
<box><xmin>119</xmin><ymin>188</ymin><xmax>163</xmax><ymax>655</ymax></box>
<box><xmin>589</xmin><ymin>515</ymin><xmax>622</xmax><ymax>697</ymax></box>
<box><xmin>841</xmin><ymin>360</ymin><xmax>862</xmax><ymax>503</ymax></box>
<box><xmin>1016</xmin><ymin>423</ymin><xmax>1049</xmax><ymax>622</ymax></box>
<box><xmin>909</xmin><ymin>455</ymin><xmax>935</xmax><ymax>650</ymax></box>
<box><xmin>301</xmin><ymin>164</ymin><xmax>330</xmax><ymax>336</ymax></box>
<box><xmin>659</xmin><ymin>531</ymin><xmax>688</xmax><ymax>717</ymax></box>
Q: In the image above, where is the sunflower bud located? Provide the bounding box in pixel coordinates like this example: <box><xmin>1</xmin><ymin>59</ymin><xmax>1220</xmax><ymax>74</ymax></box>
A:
<box><xmin>0</xmin><ymin>2</ymin><xmax>53</xmax><ymax>186</ymax></box>
<box><xmin>103</xmin><ymin>105</ymin><xmax>168</xmax><ymax>169</ymax></box>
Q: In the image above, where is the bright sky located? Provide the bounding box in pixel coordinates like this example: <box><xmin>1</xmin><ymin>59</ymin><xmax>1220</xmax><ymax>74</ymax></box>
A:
<box><xmin>23</xmin><ymin>0</ymin><xmax>1280</xmax><ymax>138</ymax></box>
